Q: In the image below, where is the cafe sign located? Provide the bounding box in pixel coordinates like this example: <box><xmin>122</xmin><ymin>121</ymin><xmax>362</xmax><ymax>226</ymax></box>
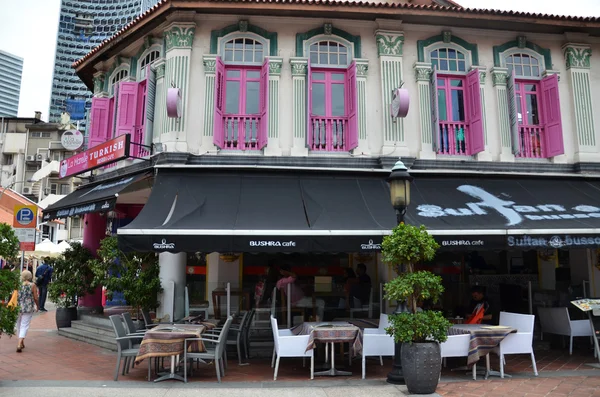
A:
<box><xmin>61</xmin><ymin>129</ymin><xmax>84</xmax><ymax>151</ymax></box>
<box><xmin>59</xmin><ymin>134</ymin><xmax>130</xmax><ymax>179</ymax></box>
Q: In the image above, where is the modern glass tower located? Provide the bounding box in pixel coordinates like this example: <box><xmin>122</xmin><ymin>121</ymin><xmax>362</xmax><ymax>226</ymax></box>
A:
<box><xmin>0</xmin><ymin>50</ymin><xmax>24</xmax><ymax>117</ymax></box>
<box><xmin>49</xmin><ymin>0</ymin><xmax>160</xmax><ymax>127</ymax></box>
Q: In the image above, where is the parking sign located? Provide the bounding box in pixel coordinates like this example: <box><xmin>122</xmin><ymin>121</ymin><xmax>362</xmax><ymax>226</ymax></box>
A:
<box><xmin>13</xmin><ymin>205</ymin><xmax>37</xmax><ymax>228</ymax></box>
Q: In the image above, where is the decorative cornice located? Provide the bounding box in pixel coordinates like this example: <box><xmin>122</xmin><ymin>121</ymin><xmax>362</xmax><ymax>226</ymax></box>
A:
<box><xmin>490</xmin><ymin>67</ymin><xmax>508</xmax><ymax>86</ymax></box>
<box><xmin>154</xmin><ymin>59</ymin><xmax>166</xmax><ymax>79</ymax></box>
<box><xmin>375</xmin><ymin>30</ymin><xmax>404</xmax><ymax>57</ymax></box>
<box><xmin>414</xmin><ymin>61</ymin><xmax>432</xmax><ymax>82</ymax></box>
<box><xmin>354</xmin><ymin>59</ymin><xmax>369</xmax><ymax>77</ymax></box>
<box><xmin>164</xmin><ymin>23</ymin><xmax>196</xmax><ymax>51</ymax></box>
<box><xmin>203</xmin><ymin>54</ymin><xmax>217</xmax><ymax>74</ymax></box>
<box><xmin>92</xmin><ymin>71</ymin><xmax>105</xmax><ymax>95</ymax></box>
<box><xmin>563</xmin><ymin>43</ymin><xmax>592</xmax><ymax>69</ymax></box>
<box><xmin>268</xmin><ymin>57</ymin><xmax>283</xmax><ymax>76</ymax></box>
<box><xmin>290</xmin><ymin>57</ymin><xmax>308</xmax><ymax>76</ymax></box>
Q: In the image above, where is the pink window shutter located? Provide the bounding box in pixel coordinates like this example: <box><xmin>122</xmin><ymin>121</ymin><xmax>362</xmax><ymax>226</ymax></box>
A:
<box><xmin>506</xmin><ymin>70</ymin><xmax>521</xmax><ymax>155</ymax></box>
<box><xmin>346</xmin><ymin>61</ymin><xmax>359</xmax><ymax>151</ymax></box>
<box><xmin>213</xmin><ymin>56</ymin><xmax>225</xmax><ymax>149</ymax></box>
<box><xmin>89</xmin><ymin>97</ymin><xmax>111</xmax><ymax>148</ymax></box>
<box><xmin>430</xmin><ymin>66</ymin><xmax>439</xmax><ymax>152</ymax></box>
<box><xmin>306</xmin><ymin>62</ymin><xmax>313</xmax><ymax>149</ymax></box>
<box><xmin>143</xmin><ymin>64</ymin><xmax>156</xmax><ymax>148</ymax></box>
<box><xmin>115</xmin><ymin>81</ymin><xmax>139</xmax><ymax>137</ymax></box>
<box><xmin>465</xmin><ymin>69</ymin><xmax>484</xmax><ymax>155</ymax></box>
<box><xmin>258</xmin><ymin>57</ymin><xmax>269</xmax><ymax>150</ymax></box>
<box><xmin>541</xmin><ymin>74</ymin><xmax>565</xmax><ymax>158</ymax></box>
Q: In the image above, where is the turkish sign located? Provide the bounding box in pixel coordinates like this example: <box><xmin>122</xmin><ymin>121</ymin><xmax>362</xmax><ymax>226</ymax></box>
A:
<box><xmin>59</xmin><ymin>134</ymin><xmax>130</xmax><ymax>179</ymax></box>
<box><xmin>13</xmin><ymin>205</ymin><xmax>37</xmax><ymax>228</ymax></box>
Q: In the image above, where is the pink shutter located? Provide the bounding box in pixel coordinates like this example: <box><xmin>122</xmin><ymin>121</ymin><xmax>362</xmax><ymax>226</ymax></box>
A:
<box><xmin>213</xmin><ymin>56</ymin><xmax>225</xmax><ymax>149</ymax></box>
<box><xmin>430</xmin><ymin>66</ymin><xmax>439</xmax><ymax>152</ymax></box>
<box><xmin>89</xmin><ymin>98</ymin><xmax>111</xmax><ymax>148</ymax></box>
<box><xmin>465</xmin><ymin>69</ymin><xmax>484</xmax><ymax>155</ymax></box>
<box><xmin>346</xmin><ymin>61</ymin><xmax>359</xmax><ymax>151</ymax></box>
<box><xmin>541</xmin><ymin>74</ymin><xmax>565</xmax><ymax>158</ymax></box>
<box><xmin>306</xmin><ymin>62</ymin><xmax>313</xmax><ymax>149</ymax></box>
<box><xmin>258</xmin><ymin>57</ymin><xmax>269</xmax><ymax>150</ymax></box>
<box><xmin>115</xmin><ymin>81</ymin><xmax>139</xmax><ymax>137</ymax></box>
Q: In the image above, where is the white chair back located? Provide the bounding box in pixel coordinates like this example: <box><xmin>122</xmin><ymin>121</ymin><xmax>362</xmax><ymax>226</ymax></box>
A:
<box><xmin>379</xmin><ymin>313</ymin><xmax>389</xmax><ymax>331</ymax></box>
<box><xmin>499</xmin><ymin>311</ymin><xmax>535</xmax><ymax>333</ymax></box>
<box><xmin>270</xmin><ymin>315</ymin><xmax>280</xmax><ymax>353</ymax></box>
<box><xmin>440</xmin><ymin>334</ymin><xmax>471</xmax><ymax>358</ymax></box>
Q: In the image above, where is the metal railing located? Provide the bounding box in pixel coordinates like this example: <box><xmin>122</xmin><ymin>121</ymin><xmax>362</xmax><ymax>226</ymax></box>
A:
<box><xmin>516</xmin><ymin>125</ymin><xmax>544</xmax><ymax>158</ymax></box>
<box><xmin>437</xmin><ymin>121</ymin><xmax>468</xmax><ymax>155</ymax></box>
<box><xmin>223</xmin><ymin>115</ymin><xmax>261</xmax><ymax>150</ymax></box>
<box><xmin>309</xmin><ymin>116</ymin><xmax>348</xmax><ymax>152</ymax></box>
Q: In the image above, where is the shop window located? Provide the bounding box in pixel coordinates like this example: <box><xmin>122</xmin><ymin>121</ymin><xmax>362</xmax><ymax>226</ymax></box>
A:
<box><xmin>109</xmin><ymin>68</ymin><xmax>128</xmax><ymax>95</ymax></box>
<box><xmin>60</xmin><ymin>184</ymin><xmax>70</xmax><ymax>195</ymax></box>
<box><xmin>431</xmin><ymin>48</ymin><xmax>467</xmax><ymax>73</ymax></box>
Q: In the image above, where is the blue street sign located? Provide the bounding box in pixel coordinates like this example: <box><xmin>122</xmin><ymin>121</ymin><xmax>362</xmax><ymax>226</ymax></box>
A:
<box><xmin>16</xmin><ymin>208</ymin><xmax>34</xmax><ymax>226</ymax></box>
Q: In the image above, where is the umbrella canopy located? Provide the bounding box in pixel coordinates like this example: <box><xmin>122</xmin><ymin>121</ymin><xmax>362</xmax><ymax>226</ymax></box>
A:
<box><xmin>57</xmin><ymin>240</ymin><xmax>71</xmax><ymax>252</ymax></box>
<box><xmin>27</xmin><ymin>239</ymin><xmax>63</xmax><ymax>258</ymax></box>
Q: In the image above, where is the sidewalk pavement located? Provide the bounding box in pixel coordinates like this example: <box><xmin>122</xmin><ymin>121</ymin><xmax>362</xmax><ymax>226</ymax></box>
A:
<box><xmin>2</xmin><ymin>307</ymin><xmax>600</xmax><ymax>396</ymax></box>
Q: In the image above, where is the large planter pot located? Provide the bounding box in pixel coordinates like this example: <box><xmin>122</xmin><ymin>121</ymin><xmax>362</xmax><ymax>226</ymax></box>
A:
<box><xmin>56</xmin><ymin>307</ymin><xmax>78</xmax><ymax>329</ymax></box>
<box><xmin>401</xmin><ymin>341</ymin><xmax>442</xmax><ymax>395</ymax></box>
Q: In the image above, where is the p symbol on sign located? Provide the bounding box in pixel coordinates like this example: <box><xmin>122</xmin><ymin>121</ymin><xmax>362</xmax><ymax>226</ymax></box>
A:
<box><xmin>16</xmin><ymin>208</ymin><xmax>34</xmax><ymax>225</ymax></box>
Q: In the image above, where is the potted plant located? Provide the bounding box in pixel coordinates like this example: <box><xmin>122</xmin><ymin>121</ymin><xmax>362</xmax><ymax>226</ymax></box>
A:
<box><xmin>48</xmin><ymin>242</ymin><xmax>96</xmax><ymax>328</ymax></box>
<box><xmin>382</xmin><ymin>223</ymin><xmax>451</xmax><ymax>395</ymax></box>
<box><xmin>91</xmin><ymin>236</ymin><xmax>161</xmax><ymax>326</ymax></box>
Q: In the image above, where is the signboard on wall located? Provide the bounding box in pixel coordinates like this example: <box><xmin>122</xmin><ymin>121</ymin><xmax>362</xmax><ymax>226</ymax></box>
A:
<box><xmin>61</xmin><ymin>129</ymin><xmax>84</xmax><ymax>151</ymax></box>
<box><xmin>13</xmin><ymin>205</ymin><xmax>37</xmax><ymax>251</ymax></box>
<box><xmin>59</xmin><ymin>134</ymin><xmax>130</xmax><ymax>179</ymax></box>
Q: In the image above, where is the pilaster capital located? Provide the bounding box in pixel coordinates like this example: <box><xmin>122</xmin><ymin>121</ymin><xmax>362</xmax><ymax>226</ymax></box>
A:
<box><xmin>470</xmin><ymin>66</ymin><xmax>486</xmax><ymax>84</ymax></box>
<box><xmin>92</xmin><ymin>71</ymin><xmax>105</xmax><ymax>95</ymax></box>
<box><xmin>164</xmin><ymin>22</ymin><xmax>196</xmax><ymax>51</ymax></box>
<box><xmin>414</xmin><ymin>62</ymin><xmax>432</xmax><ymax>82</ymax></box>
<box><xmin>542</xmin><ymin>69</ymin><xmax>561</xmax><ymax>81</ymax></box>
<box><xmin>153</xmin><ymin>58</ymin><xmax>166</xmax><ymax>79</ymax></box>
<box><xmin>202</xmin><ymin>55</ymin><xmax>217</xmax><ymax>75</ymax></box>
<box><xmin>354</xmin><ymin>58</ymin><xmax>369</xmax><ymax>77</ymax></box>
<box><xmin>290</xmin><ymin>57</ymin><xmax>308</xmax><ymax>77</ymax></box>
<box><xmin>375</xmin><ymin>30</ymin><xmax>404</xmax><ymax>57</ymax></box>
<box><xmin>268</xmin><ymin>57</ymin><xmax>283</xmax><ymax>76</ymax></box>
<box><xmin>490</xmin><ymin>67</ymin><xmax>508</xmax><ymax>87</ymax></box>
<box><xmin>562</xmin><ymin>43</ymin><xmax>592</xmax><ymax>69</ymax></box>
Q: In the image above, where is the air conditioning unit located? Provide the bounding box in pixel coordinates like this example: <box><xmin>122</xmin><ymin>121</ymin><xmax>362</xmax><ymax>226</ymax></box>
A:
<box><xmin>22</xmin><ymin>187</ymin><xmax>32</xmax><ymax>195</ymax></box>
<box><xmin>36</xmin><ymin>154</ymin><xmax>44</xmax><ymax>161</ymax></box>
<box><xmin>26</xmin><ymin>155</ymin><xmax>36</xmax><ymax>161</ymax></box>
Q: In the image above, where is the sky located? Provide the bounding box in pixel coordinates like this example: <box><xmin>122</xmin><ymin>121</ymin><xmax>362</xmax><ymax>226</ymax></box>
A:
<box><xmin>0</xmin><ymin>0</ymin><xmax>599</xmax><ymax>122</ymax></box>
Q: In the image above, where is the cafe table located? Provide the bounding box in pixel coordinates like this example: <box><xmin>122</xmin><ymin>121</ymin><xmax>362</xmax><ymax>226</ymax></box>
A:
<box><xmin>135</xmin><ymin>323</ymin><xmax>214</xmax><ymax>382</ymax></box>
<box><xmin>292</xmin><ymin>321</ymin><xmax>362</xmax><ymax>376</ymax></box>
<box><xmin>448</xmin><ymin>324</ymin><xmax>516</xmax><ymax>378</ymax></box>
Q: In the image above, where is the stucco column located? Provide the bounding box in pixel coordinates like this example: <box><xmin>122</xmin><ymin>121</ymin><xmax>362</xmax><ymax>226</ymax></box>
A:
<box><xmin>490</xmin><ymin>67</ymin><xmax>515</xmax><ymax>162</ymax></box>
<box><xmin>79</xmin><ymin>212</ymin><xmax>106</xmax><ymax>313</ymax></box>
<box><xmin>158</xmin><ymin>252</ymin><xmax>186</xmax><ymax>322</ymax></box>
<box><xmin>160</xmin><ymin>22</ymin><xmax>196</xmax><ymax>153</ymax></box>
<box><xmin>354</xmin><ymin>58</ymin><xmax>370</xmax><ymax>156</ymax></box>
<box><xmin>290</xmin><ymin>57</ymin><xmax>309</xmax><ymax>156</ymax></box>
<box><xmin>414</xmin><ymin>62</ymin><xmax>435</xmax><ymax>159</ymax></box>
<box><xmin>153</xmin><ymin>58</ymin><xmax>166</xmax><ymax>141</ymax></box>
<box><xmin>202</xmin><ymin>54</ymin><xmax>217</xmax><ymax>149</ymax></box>
<box><xmin>563</xmin><ymin>43</ymin><xmax>597</xmax><ymax>162</ymax></box>
<box><xmin>264</xmin><ymin>57</ymin><xmax>284</xmax><ymax>156</ymax></box>
<box><xmin>92</xmin><ymin>71</ymin><xmax>108</xmax><ymax>98</ymax></box>
<box><xmin>376</xmin><ymin>30</ymin><xmax>408</xmax><ymax>157</ymax></box>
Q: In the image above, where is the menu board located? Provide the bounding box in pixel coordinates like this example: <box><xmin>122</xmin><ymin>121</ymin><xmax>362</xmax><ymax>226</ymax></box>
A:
<box><xmin>570</xmin><ymin>299</ymin><xmax>600</xmax><ymax>312</ymax></box>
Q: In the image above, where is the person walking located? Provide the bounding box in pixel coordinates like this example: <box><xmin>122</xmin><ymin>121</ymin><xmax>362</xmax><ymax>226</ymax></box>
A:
<box><xmin>16</xmin><ymin>270</ymin><xmax>39</xmax><ymax>353</ymax></box>
<box><xmin>34</xmin><ymin>259</ymin><xmax>53</xmax><ymax>312</ymax></box>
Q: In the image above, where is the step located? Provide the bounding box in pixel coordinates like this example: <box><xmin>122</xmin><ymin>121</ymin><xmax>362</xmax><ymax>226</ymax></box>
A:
<box><xmin>78</xmin><ymin>314</ymin><xmax>113</xmax><ymax>328</ymax></box>
<box><xmin>58</xmin><ymin>327</ymin><xmax>118</xmax><ymax>352</ymax></box>
<box><xmin>70</xmin><ymin>320</ymin><xmax>115</xmax><ymax>338</ymax></box>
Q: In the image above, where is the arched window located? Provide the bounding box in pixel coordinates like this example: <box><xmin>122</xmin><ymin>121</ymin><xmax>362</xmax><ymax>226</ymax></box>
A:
<box><xmin>139</xmin><ymin>49</ymin><xmax>160</xmax><ymax>79</ymax></box>
<box><xmin>503</xmin><ymin>52</ymin><xmax>542</xmax><ymax>78</ymax></box>
<box><xmin>109</xmin><ymin>68</ymin><xmax>128</xmax><ymax>94</ymax></box>
<box><xmin>309</xmin><ymin>41</ymin><xmax>348</xmax><ymax>66</ymax></box>
<box><xmin>430</xmin><ymin>47</ymin><xmax>467</xmax><ymax>72</ymax></box>
<box><xmin>223</xmin><ymin>37</ymin><xmax>264</xmax><ymax>64</ymax></box>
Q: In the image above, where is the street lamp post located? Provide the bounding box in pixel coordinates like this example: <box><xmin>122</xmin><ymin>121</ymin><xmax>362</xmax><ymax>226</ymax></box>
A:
<box><xmin>386</xmin><ymin>159</ymin><xmax>413</xmax><ymax>385</ymax></box>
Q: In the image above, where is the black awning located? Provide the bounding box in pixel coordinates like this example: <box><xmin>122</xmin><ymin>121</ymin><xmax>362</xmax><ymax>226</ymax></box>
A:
<box><xmin>43</xmin><ymin>173</ymin><xmax>150</xmax><ymax>221</ymax></box>
<box><xmin>118</xmin><ymin>169</ymin><xmax>396</xmax><ymax>253</ymax></box>
<box><xmin>405</xmin><ymin>176</ymin><xmax>600</xmax><ymax>249</ymax></box>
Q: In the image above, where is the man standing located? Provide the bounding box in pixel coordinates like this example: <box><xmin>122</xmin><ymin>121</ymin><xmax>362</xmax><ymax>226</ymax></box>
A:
<box><xmin>35</xmin><ymin>259</ymin><xmax>53</xmax><ymax>312</ymax></box>
<box><xmin>350</xmin><ymin>263</ymin><xmax>372</xmax><ymax>307</ymax></box>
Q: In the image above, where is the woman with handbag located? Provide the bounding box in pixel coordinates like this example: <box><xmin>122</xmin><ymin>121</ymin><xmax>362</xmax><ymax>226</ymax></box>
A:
<box><xmin>15</xmin><ymin>270</ymin><xmax>39</xmax><ymax>352</ymax></box>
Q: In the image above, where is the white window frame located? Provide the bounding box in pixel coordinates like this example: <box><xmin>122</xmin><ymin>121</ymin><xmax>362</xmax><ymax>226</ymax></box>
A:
<box><xmin>138</xmin><ymin>46</ymin><xmax>162</xmax><ymax>80</ymax></box>
<box><xmin>304</xmin><ymin>35</ymin><xmax>353</xmax><ymax>68</ymax></box>
<box><xmin>109</xmin><ymin>65</ymin><xmax>130</xmax><ymax>95</ymax></box>
<box><xmin>424</xmin><ymin>42</ymin><xmax>472</xmax><ymax>75</ymax></box>
<box><xmin>219</xmin><ymin>32</ymin><xmax>269</xmax><ymax>66</ymax></box>
<box><xmin>50</xmin><ymin>183</ymin><xmax>58</xmax><ymax>195</ymax></box>
<box><xmin>500</xmin><ymin>48</ymin><xmax>545</xmax><ymax>80</ymax></box>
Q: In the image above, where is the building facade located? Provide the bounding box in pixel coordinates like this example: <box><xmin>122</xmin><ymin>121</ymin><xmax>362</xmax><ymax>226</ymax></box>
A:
<box><xmin>49</xmin><ymin>0</ymin><xmax>161</xmax><ymax>128</ymax></box>
<box><xmin>48</xmin><ymin>0</ymin><xmax>600</xmax><ymax>317</ymax></box>
<box><xmin>0</xmin><ymin>50</ymin><xmax>24</xmax><ymax>117</ymax></box>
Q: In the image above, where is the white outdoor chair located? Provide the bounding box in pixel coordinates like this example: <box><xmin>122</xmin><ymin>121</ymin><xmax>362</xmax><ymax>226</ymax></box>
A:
<box><xmin>440</xmin><ymin>334</ymin><xmax>477</xmax><ymax>380</ymax></box>
<box><xmin>487</xmin><ymin>311</ymin><xmax>538</xmax><ymax>378</ymax></box>
<box><xmin>361</xmin><ymin>313</ymin><xmax>394</xmax><ymax>379</ymax></box>
<box><xmin>538</xmin><ymin>307</ymin><xmax>594</xmax><ymax>355</ymax></box>
<box><xmin>270</xmin><ymin>315</ymin><xmax>314</xmax><ymax>380</ymax></box>
<box><xmin>351</xmin><ymin>288</ymin><xmax>374</xmax><ymax>319</ymax></box>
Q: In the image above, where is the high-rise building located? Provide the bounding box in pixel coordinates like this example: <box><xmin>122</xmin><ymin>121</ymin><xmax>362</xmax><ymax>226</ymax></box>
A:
<box><xmin>49</xmin><ymin>0</ymin><xmax>160</xmax><ymax>128</ymax></box>
<box><xmin>0</xmin><ymin>50</ymin><xmax>24</xmax><ymax>117</ymax></box>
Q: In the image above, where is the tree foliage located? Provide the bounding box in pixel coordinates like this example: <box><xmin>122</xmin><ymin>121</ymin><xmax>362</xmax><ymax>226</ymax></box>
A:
<box><xmin>48</xmin><ymin>242</ymin><xmax>96</xmax><ymax>308</ymax></box>
<box><xmin>90</xmin><ymin>236</ymin><xmax>161</xmax><ymax>315</ymax></box>
<box><xmin>0</xmin><ymin>269</ymin><xmax>20</xmax><ymax>337</ymax></box>
<box><xmin>382</xmin><ymin>223</ymin><xmax>450</xmax><ymax>344</ymax></box>
<box><xmin>0</xmin><ymin>223</ymin><xmax>21</xmax><ymax>264</ymax></box>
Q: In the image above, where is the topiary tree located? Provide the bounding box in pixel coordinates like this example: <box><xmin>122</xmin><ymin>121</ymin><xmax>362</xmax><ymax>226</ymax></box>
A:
<box><xmin>0</xmin><ymin>223</ymin><xmax>22</xmax><ymax>337</ymax></box>
<box><xmin>90</xmin><ymin>236</ymin><xmax>161</xmax><ymax>317</ymax></box>
<box><xmin>382</xmin><ymin>223</ymin><xmax>451</xmax><ymax>344</ymax></box>
<box><xmin>47</xmin><ymin>242</ymin><xmax>96</xmax><ymax>308</ymax></box>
